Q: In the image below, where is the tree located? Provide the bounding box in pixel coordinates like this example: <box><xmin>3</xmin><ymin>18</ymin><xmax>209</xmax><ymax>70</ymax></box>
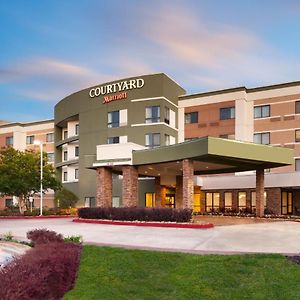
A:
<box><xmin>55</xmin><ymin>187</ymin><xmax>79</xmax><ymax>209</ymax></box>
<box><xmin>0</xmin><ymin>147</ymin><xmax>61</xmax><ymax>214</ymax></box>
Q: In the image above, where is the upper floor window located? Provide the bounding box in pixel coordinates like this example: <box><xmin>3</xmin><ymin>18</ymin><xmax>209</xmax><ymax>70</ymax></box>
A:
<box><xmin>220</xmin><ymin>107</ymin><xmax>235</xmax><ymax>120</ymax></box>
<box><xmin>75</xmin><ymin>169</ymin><xmax>79</xmax><ymax>180</ymax></box>
<box><xmin>6</xmin><ymin>136</ymin><xmax>13</xmax><ymax>146</ymax></box>
<box><xmin>185</xmin><ymin>112</ymin><xmax>198</xmax><ymax>124</ymax></box>
<box><xmin>296</xmin><ymin>159</ymin><xmax>300</xmax><ymax>171</ymax></box>
<box><xmin>254</xmin><ymin>132</ymin><xmax>270</xmax><ymax>145</ymax></box>
<box><xmin>63</xmin><ymin>171</ymin><xmax>68</xmax><ymax>182</ymax></box>
<box><xmin>107</xmin><ymin>136</ymin><xmax>120</xmax><ymax>144</ymax></box>
<box><xmin>63</xmin><ymin>130</ymin><xmax>68</xmax><ymax>139</ymax></box>
<box><xmin>164</xmin><ymin>107</ymin><xmax>170</xmax><ymax>124</ymax></box>
<box><xmin>254</xmin><ymin>105</ymin><xmax>270</xmax><ymax>118</ymax></box>
<box><xmin>146</xmin><ymin>106</ymin><xmax>160</xmax><ymax>123</ymax></box>
<box><xmin>296</xmin><ymin>101</ymin><xmax>300</xmax><ymax>114</ymax></box>
<box><xmin>296</xmin><ymin>130</ymin><xmax>300</xmax><ymax>143</ymax></box>
<box><xmin>145</xmin><ymin>133</ymin><xmax>160</xmax><ymax>148</ymax></box>
<box><xmin>75</xmin><ymin>124</ymin><xmax>79</xmax><ymax>135</ymax></box>
<box><xmin>47</xmin><ymin>153</ymin><xmax>54</xmax><ymax>163</ymax></box>
<box><xmin>46</xmin><ymin>133</ymin><xmax>54</xmax><ymax>143</ymax></box>
<box><xmin>26</xmin><ymin>135</ymin><xmax>34</xmax><ymax>145</ymax></box>
<box><xmin>75</xmin><ymin>146</ymin><xmax>79</xmax><ymax>157</ymax></box>
<box><xmin>165</xmin><ymin>134</ymin><xmax>170</xmax><ymax>146</ymax></box>
<box><xmin>63</xmin><ymin>150</ymin><xmax>68</xmax><ymax>161</ymax></box>
<box><xmin>108</xmin><ymin>111</ymin><xmax>119</xmax><ymax>128</ymax></box>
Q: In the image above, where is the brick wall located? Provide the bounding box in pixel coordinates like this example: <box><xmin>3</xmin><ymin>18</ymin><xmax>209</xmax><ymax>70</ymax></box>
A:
<box><xmin>122</xmin><ymin>166</ymin><xmax>138</xmax><ymax>207</ymax></box>
<box><xmin>96</xmin><ymin>167</ymin><xmax>112</xmax><ymax>207</ymax></box>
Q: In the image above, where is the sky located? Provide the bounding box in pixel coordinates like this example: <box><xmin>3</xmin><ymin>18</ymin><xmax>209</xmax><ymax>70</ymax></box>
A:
<box><xmin>1</xmin><ymin>0</ymin><xmax>300</xmax><ymax>122</ymax></box>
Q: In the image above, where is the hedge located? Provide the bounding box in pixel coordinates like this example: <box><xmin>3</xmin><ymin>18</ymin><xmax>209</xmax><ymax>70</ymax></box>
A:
<box><xmin>78</xmin><ymin>207</ymin><xmax>192</xmax><ymax>223</ymax></box>
<box><xmin>0</xmin><ymin>229</ymin><xmax>82</xmax><ymax>300</ymax></box>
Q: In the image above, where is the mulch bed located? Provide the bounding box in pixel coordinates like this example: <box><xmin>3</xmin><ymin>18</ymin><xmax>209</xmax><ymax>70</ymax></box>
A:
<box><xmin>287</xmin><ymin>256</ymin><xmax>300</xmax><ymax>266</ymax></box>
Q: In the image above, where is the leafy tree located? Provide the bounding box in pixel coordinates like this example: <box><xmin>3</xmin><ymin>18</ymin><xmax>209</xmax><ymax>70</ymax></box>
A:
<box><xmin>55</xmin><ymin>187</ymin><xmax>79</xmax><ymax>209</ymax></box>
<box><xmin>0</xmin><ymin>147</ymin><xmax>61</xmax><ymax>214</ymax></box>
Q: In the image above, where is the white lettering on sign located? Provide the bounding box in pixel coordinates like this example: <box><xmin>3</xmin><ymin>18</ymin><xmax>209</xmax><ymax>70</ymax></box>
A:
<box><xmin>89</xmin><ymin>78</ymin><xmax>144</xmax><ymax>98</ymax></box>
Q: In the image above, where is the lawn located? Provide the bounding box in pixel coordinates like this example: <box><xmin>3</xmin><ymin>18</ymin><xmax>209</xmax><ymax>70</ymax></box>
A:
<box><xmin>64</xmin><ymin>246</ymin><xmax>300</xmax><ymax>300</ymax></box>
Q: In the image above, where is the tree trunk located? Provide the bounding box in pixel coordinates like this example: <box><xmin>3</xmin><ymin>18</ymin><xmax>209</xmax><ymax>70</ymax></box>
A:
<box><xmin>18</xmin><ymin>195</ymin><xmax>27</xmax><ymax>215</ymax></box>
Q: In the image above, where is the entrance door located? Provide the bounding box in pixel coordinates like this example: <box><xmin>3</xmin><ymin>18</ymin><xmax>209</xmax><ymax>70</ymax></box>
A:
<box><xmin>165</xmin><ymin>194</ymin><xmax>175</xmax><ymax>208</ymax></box>
<box><xmin>281</xmin><ymin>191</ymin><xmax>293</xmax><ymax>215</ymax></box>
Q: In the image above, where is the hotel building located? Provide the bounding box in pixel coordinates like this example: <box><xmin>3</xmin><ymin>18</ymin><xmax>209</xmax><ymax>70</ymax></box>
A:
<box><xmin>1</xmin><ymin>73</ymin><xmax>300</xmax><ymax>216</ymax></box>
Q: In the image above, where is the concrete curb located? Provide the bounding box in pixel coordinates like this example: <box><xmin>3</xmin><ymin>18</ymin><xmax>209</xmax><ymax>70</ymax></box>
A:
<box><xmin>0</xmin><ymin>216</ymin><xmax>75</xmax><ymax>220</ymax></box>
<box><xmin>73</xmin><ymin>218</ymin><xmax>214</xmax><ymax>229</ymax></box>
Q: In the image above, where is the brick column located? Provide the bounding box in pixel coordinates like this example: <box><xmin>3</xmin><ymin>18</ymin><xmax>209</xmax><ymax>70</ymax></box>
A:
<box><xmin>122</xmin><ymin>165</ymin><xmax>138</xmax><ymax>207</ymax></box>
<box><xmin>175</xmin><ymin>175</ymin><xmax>183</xmax><ymax>208</ymax></box>
<box><xmin>182</xmin><ymin>159</ymin><xmax>194</xmax><ymax>209</ymax></box>
<box><xmin>256</xmin><ymin>169</ymin><xmax>265</xmax><ymax>217</ymax></box>
<box><xmin>96</xmin><ymin>167</ymin><xmax>112</xmax><ymax>207</ymax></box>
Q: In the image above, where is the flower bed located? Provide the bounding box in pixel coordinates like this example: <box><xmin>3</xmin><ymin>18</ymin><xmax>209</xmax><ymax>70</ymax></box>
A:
<box><xmin>0</xmin><ymin>229</ymin><xmax>82</xmax><ymax>300</ymax></box>
<box><xmin>78</xmin><ymin>207</ymin><xmax>193</xmax><ymax>222</ymax></box>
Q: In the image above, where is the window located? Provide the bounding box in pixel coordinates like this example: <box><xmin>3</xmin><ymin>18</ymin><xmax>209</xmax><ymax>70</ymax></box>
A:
<box><xmin>108</xmin><ymin>111</ymin><xmax>120</xmax><ymax>128</ymax></box>
<box><xmin>145</xmin><ymin>133</ymin><xmax>160</xmax><ymax>148</ymax></box>
<box><xmin>296</xmin><ymin>101</ymin><xmax>300</xmax><ymax>114</ymax></box>
<box><xmin>296</xmin><ymin>130</ymin><xmax>300</xmax><ymax>142</ymax></box>
<box><xmin>281</xmin><ymin>192</ymin><xmax>293</xmax><ymax>214</ymax></box>
<box><xmin>145</xmin><ymin>106</ymin><xmax>160</xmax><ymax>123</ymax></box>
<box><xmin>63</xmin><ymin>130</ymin><xmax>68</xmax><ymax>139</ymax></box>
<box><xmin>193</xmin><ymin>193</ymin><xmax>201</xmax><ymax>212</ymax></box>
<box><xmin>63</xmin><ymin>150</ymin><xmax>68</xmax><ymax>161</ymax></box>
<box><xmin>107</xmin><ymin>136</ymin><xmax>120</xmax><ymax>144</ymax></box>
<box><xmin>205</xmin><ymin>192</ymin><xmax>220</xmax><ymax>212</ymax></box>
<box><xmin>75</xmin><ymin>124</ymin><xmax>79</xmax><ymax>135</ymax></box>
<box><xmin>220</xmin><ymin>107</ymin><xmax>235</xmax><ymax>120</ymax></box>
<box><xmin>75</xmin><ymin>146</ymin><xmax>79</xmax><ymax>157</ymax></box>
<box><xmin>165</xmin><ymin>134</ymin><xmax>170</xmax><ymax>146</ymax></box>
<box><xmin>63</xmin><ymin>171</ymin><xmax>68</xmax><ymax>182</ymax></box>
<box><xmin>238</xmin><ymin>192</ymin><xmax>246</xmax><ymax>210</ymax></box>
<box><xmin>164</xmin><ymin>107</ymin><xmax>170</xmax><ymax>124</ymax></box>
<box><xmin>224</xmin><ymin>192</ymin><xmax>232</xmax><ymax>209</ymax></box>
<box><xmin>184</xmin><ymin>112</ymin><xmax>198</xmax><ymax>124</ymax></box>
<box><xmin>47</xmin><ymin>153</ymin><xmax>54</xmax><ymax>162</ymax></box>
<box><xmin>6</xmin><ymin>136</ymin><xmax>13</xmax><ymax>146</ymax></box>
<box><xmin>145</xmin><ymin>193</ymin><xmax>156</xmax><ymax>207</ymax></box>
<box><xmin>254</xmin><ymin>105</ymin><xmax>270</xmax><ymax>118</ymax></box>
<box><xmin>5</xmin><ymin>199</ymin><xmax>13</xmax><ymax>208</ymax></box>
<box><xmin>219</xmin><ymin>134</ymin><xmax>235</xmax><ymax>140</ymax></box>
<box><xmin>75</xmin><ymin>169</ymin><xmax>79</xmax><ymax>180</ymax></box>
<box><xmin>296</xmin><ymin>159</ymin><xmax>300</xmax><ymax>171</ymax></box>
<box><xmin>26</xmin><ymin>135</ymin><xmax>34</xmax><ymax>144</ymax></box>
<box><xmin>46</xmin><ymin>133</ymin><xmax>54</xmax><ymax>142</ymax></box>
<box><xmin>254</xmin><ymin>132</ymin><xmax>270</xmax><ymax>145</ymax></box>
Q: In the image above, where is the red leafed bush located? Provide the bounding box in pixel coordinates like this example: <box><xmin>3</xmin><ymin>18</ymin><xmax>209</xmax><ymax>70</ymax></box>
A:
<box><xmin>78</xmin><ymin>207</ymin><xmax>192</xmax><ymax>223</ymax></box>
<box><xmin>0</xmin><ymin>230</ymin><xmax>82</xmax><ymax>300</ymax></box>
<box><xmin>27</xmin><ymin>228</ymin><xmax>64</xmax><ymax>246</ymax></box>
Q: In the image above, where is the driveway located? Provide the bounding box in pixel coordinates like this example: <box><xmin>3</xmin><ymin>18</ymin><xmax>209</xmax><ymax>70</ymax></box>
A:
<box><xmin>0</xmin><ymin>218</ymin><xmax>299</xmax><ymax>255</ymax></box>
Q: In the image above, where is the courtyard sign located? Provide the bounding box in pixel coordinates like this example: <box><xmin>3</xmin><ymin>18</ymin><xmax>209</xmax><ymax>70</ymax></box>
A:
<box><xmin>89</xmin><ymin>78</ymin><xmax>145</xmax><ymax>100</ymax></box>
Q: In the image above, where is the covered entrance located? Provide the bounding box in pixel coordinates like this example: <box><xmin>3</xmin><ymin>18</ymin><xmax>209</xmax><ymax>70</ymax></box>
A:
<box><xmin>92</xmin><ymin>137</ymin><xmax>293</xmax><ymax>217</ymax></box>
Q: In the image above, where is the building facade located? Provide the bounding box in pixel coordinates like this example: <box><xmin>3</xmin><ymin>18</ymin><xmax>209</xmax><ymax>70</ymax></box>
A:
<box><xmin>0</xmin><ymin>120</ymin><xmax>55</xmax><ymax>209</ymax></box>
<box><xmin>1</xmin><ymin>73</ymin><xmax>299</xmax><ymax>216</ymax></box>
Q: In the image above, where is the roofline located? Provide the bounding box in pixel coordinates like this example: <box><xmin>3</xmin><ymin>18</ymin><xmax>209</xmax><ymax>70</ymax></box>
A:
<box><xmin>179</xmin><ymin>80</ymin><xmax>300</xmax><ymax>100</ymax></box>
<box><xmin>0</xmin><ymin>119</ymin><xmax>54</xmax><ymax>129</ymax></box>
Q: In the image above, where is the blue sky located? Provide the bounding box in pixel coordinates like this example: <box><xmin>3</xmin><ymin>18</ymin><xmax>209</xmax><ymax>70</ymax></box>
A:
<box><xmin>1</xmin><ymin>0</ymin><xmax>300</xmax><ymax>122</ymax></box>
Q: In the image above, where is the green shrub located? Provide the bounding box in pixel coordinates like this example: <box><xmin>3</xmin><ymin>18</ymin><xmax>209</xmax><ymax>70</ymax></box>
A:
<box><xmin>55</xmin><ymin>188</ymin><xmax>79</xmax><ymax>209</ymax></box>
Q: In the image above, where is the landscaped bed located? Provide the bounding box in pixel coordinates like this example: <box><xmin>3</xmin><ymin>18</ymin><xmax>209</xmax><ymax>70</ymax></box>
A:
<box><xmin>64</xmin><ymin>246</ymin><xmax>300</xmax><ymax>300</ymax></box>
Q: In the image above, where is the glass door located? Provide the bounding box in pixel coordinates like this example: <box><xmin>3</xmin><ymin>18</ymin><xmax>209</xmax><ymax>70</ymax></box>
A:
<box><xmin>282</xmin><ymin>191</ymin><xmax>293</xmax><ymax>215</ymax></box>
<box><xmin>165</xmin><ymin>194</ymin><xmax>175</xmax><ymax>208</ymax></box>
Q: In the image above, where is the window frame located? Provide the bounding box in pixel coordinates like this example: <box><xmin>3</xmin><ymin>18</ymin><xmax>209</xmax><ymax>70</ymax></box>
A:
<box><xmin>63</xmin><ymin>171</ymin><xmax>68</xmax><ymax>182</ymax></box>
<box><xmin>253</xmin><ymin>132</ymin><xmax>270</xmax><ymax>145</ymax></box>
<box><xmin>184</xmin><ymin>112</ymin><xmax>198</xmax><ymax>124</ymax></box>
<box><xmin>254</xmin><ymin>105</ymin><xmax>270</xmax><ymax>119</ymax></box>
<box><xmin>108</xmin><ymin>111</ymin><xmax>120</xmax><ymax>128</ymax></box>
<box><xmin>145</xmin><ymin>106</ymin><xmax>160</xmax><ymax>123</ymax></box>
<box><xmin>145</xmin><ymin>133</ymin><xmax>160</xmax><ymax>148</ymax></box>
<box><xmin>26</xmin><ymin>135</ymin><xmax>35</xmax><ymax>145</ymax></box>
<box><xmin>220</xmin><ymin>107</ymin><xmax>235</xmax><ymax>120</ymax></box>
<box><xmin>75</xmin><ymin>124</ymin><xmax>79</xmax><ymax>135</ymax></box>
<box><xmin>5</xmin><ymin>136</ymin><xmax>13</xmax><ymax>146</ymax></box>
<box><xmin>107</xmin><ymin>136</ymin><xmax>120</xmax><ymax>144</ymax></box>
<box><xmin>295</xmin><ymin>158</ymin><xmax>300</xmax><ymax>171</ymax></box>
<box><xmin>295</xmin><ymin>101</ymin><xmax>300</xmax><ymax>114</ymax></box>
<box><xmin>75</xmin><ymin>168</ymin><xmax>79</xmax><ymax>180</ymax></box>
<box><xmin>63</xmin><ymin>150</ymin><xmax>68</xmax><ymax>161</ymax></box>
<box><xmin>75</xmin><ymin>146</ymin><xmax>79</xmax><ymax>157</ymax></box>
<box><xmin>47</xmin><ymin>152</ymin><xmax>54</xmax><ymax>163</ymax></box>
<box><xmin>46</xmin><ymin>133</ymin><xmax>54</xmax><ymax>143</ymax></box>
<box><xmin>205</xmin><ymin>192</ymin><xmax>220</xmax><ymax>212</ymax></box>
<box><xmin>295</xmin><ymin>130</ymin><xmax>300</xmax><ymax>143</ymax></box>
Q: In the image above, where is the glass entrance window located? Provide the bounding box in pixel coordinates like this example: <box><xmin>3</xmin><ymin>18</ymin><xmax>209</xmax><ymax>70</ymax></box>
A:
<box><xmin>282</xmin><ymin>191</ymin><xmax>293</xmax><ymax>215</ymax></box>
<box><xmin>251</xmin><ymin>191</ymin><xmax>267</xmax><ymax>211</ymax></box>
<box><xmin>145</xmin><ymin>193</ymin><xmax>156</xmax><ymax>207</ymax></box>
<box><xmin>165</xmin><ymin>194</ymin><xmax>175</xmax><ymax>208</ymax></box>
<box><xmin>205</xmin><ymin>192</ymin><xmax>220</xmax><ymax>212</ymax></box>
<box><xmin>224</xmin><ymin>192</ymin><xmax>232</xmax><ymax>209</ymax></box>
<box><xmin>238</xmin><ymin>192</ymin><xmax>246</xmax><ymax>210</ymax></box>
<box><xmin>193</xmin><ymin>193</ymin><xmax>201</xmax><ymax>212</ymax></box>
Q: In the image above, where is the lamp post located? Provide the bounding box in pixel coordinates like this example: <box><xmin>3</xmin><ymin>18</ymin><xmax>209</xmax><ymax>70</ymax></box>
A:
<box><xmin>34</xmin><ymin>140</ymin><xmax>43</xmax><ymax>216</ymax></box>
